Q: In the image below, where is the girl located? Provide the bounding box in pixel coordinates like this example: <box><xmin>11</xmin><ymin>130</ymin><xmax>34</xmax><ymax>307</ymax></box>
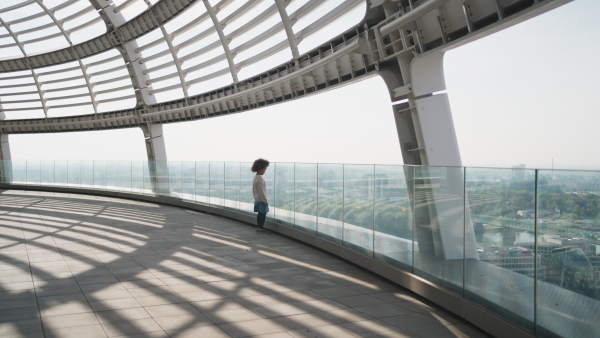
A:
<box><xmin>251</xmin><ymin>158</ymin><xmax>270</xmax><ymax>233</ymax></box>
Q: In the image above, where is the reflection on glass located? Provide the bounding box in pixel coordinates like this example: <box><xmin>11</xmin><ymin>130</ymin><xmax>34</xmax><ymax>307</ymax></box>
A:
<box><xmin>465</xmin><ymin>167</ymin><xmax>535</xmax><ymax>331</ymax></box>
<box><xmin>68</xmin><ymin>161</ymin><xmax>80</xmax><ymax>188</ymax></box>
<box><xmin>239</xmin><ymin>162</ymin><xmax>254</xmax><ymax>214</ymax></box>
<box><xmin>40</xmin><ymin>160</ymin><xmax>54</xmax><ymax>187</ymax></box>
<box><xmin>26</xmin><ymin>160</ymin><xmax>40</xmax><ymax>186</ymax></box>
<box><xmin>274</xmin><ymin>163</ymin><xmax>294</xmax><ymax>227</ymax></box>
<box><xmin>195</xmin><ymin>162</ymin><xmax>209</xmax><ymax>204</ymax></box>
<box><xmin>295</xmin><ymin>163</ymin><xmax>317</xmax><ymax>233</ymax></box>
<box><xmin>264</xmin><ymin>165</ymin><xmax>274</xmax><ymax>221</ymax></box>
<box><xmin>535</xmin><ymin>169</ymin><xmax>600</xmax><ymax>337</ymax></box>
<box><xmin>209</xmin><ymin>162</ymin><xmax>224</xmax><ymax>206</ymax></box>
<box><xmin>54</xmin><ymin>161</ymin><xmax>67</xmax><ymax>187</ymax></box>
<box><xmin>413</xmin><ymin>166</ymin><xmax>465</xmax><ymax>294</ymax></box>
<box><xmin>131</xmin><ymin>161</ymin><xmax>145</xmax><ymax>194</ymax></box>
<box><xmin>93</xmin><ymin>161</ymin><xmax>107</xmax><ymax>191</ymax></box>
<box><xmin>317</xmin><ymin>164</ymin><xmax>343</xmax><ymax>244</ymax></box>
<box><xmin>116</xmin><ymin>161</ymin><xmax>132</xmax><ymax>193</ymax></box>
<box><xmin>374</xmin><ymin>165</ymin><xmax>413</xmax><ymax>270</ymax></box>
<box><xmin>81</xmin><ymin>161</ymin><xmax>93</xmax><ymax>189</ymax></box>
<box><xmin>12</xmin><ymin>160</ymin><xmax>26</xmax><ymax>184</ymax></box>
<box><xmin>224</xmin><ymin>162</ymin><xmax>240</xmax><ymax>211</ymax></box>
<box><xmin>106</xmin><ymin>161</ymin><xmax>117</xmax><ymax>191</ymax></box>
<box><xmin>0</xmin><ymin>160</ymin><xmax>12</xmax><ymax>183</ymax></box>
<box><xmin>168</xmin><ymin>161</ymin><xmax>182</xmax><ymax>199</ymax></box>
<box><xmin>181</xmin><ymin>162</ymin><xmax>195</xmax><ymax>201</ymax></box>
<box><xmin>142</xmin><ymin>162</ymin><xmax>152</xmax><ymax>195</ymax></box>
<box><xmin>343</xmin><ymin>165</ymin><xmax>374</xmax><ymax>255</ymax></box>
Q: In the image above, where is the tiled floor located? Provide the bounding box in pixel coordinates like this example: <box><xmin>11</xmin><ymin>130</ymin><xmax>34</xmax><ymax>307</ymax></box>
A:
<box><xmin>0</xmin><ymin>190</ymin><xmax>493</xmax><ymax>338</ymax></box>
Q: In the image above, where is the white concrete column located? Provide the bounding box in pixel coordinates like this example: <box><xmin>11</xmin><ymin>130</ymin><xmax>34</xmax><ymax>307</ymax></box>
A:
<box><xmin>410</xmin><ymin>50</ymin><xmax>478</xmax><ymax>260</ymax></box>
<box><xmin>141</xmin><ymin>123</ymin><xmax>169</xmax><ymax>195</ymax></box>
<box><xmin>411</xmin><ymin>50</ymin><xmax>461</xmax><ymax>167</ymax></box>
<box><xmin>0</xmin><ymin>134</ymin><xmax>11</xmax><ymax>183</ymax></box>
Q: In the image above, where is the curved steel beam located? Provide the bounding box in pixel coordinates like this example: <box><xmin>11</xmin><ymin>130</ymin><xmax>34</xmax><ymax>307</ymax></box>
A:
<box><xmin>203</xmin><ymin>0</ymin><xmax>238</xmax><ymax>83</ymax></box>
<box><xmin>0</xmin><ymin>16</ymin><xmax>47</xmax><ymax>117</ymax></box>
<box><xmin>35</xmin><ymin>0</ymin><xmax>99</xmax><ymax>114</ymax></box>
<box><xmin>275</xmin><ymin>0</ymin><xmax>300</xmax><ymax>61</ymax></box>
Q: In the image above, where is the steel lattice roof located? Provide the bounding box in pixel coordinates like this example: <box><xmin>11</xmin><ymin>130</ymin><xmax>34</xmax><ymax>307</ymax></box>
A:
<box><xmin>0</xmin><ymin>0</ymin><xmax>366</xmax><ymax>120</ymax></box>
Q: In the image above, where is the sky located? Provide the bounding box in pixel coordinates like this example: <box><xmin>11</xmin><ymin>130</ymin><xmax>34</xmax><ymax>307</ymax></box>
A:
<box><xmin>7</xmin><ymin>0</ymin><xmax>600</xmax><ymax>170</ymax></box>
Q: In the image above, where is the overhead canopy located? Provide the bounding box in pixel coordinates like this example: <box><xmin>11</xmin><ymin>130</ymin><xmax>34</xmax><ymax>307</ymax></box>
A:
<box><xmin>0</xmin><ymin>0</ymin><xmax>366</xmax><ymax>120</ymax></box>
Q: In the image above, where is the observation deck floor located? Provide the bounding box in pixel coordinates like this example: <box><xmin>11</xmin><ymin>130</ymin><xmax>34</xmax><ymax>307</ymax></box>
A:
<box><xmin>0</xmin><ymin>190</ymin><xmax>491</xmax><ymax>338</ymax></box>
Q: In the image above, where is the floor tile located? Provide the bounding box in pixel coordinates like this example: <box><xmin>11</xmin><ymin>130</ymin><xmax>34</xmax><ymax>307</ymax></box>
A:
<box><xmin>44</xmin><ymin>324</ymin><xmax>107</xmax><ymax>338</ymax></box>
<box><xmin>0</xmin><ymin>192</ymin><xmax>491</xmax><ymax>338</ymax></box>
<box><xmin>218</xmin><ymin>318</ymin><xmax>285</xmax><ymax>337</ymax></box>
<box><xmin>100</xmin><ymin>318</ymin><xmax>162</xmax><ymax>337</ymax></box>
<box><xmin>204</xmin><ymin>308</ymin><xmax>263</xmax><ymax>324</ymax></box>
<box><xmin>286</xmin><ymin>324</ymin><xmax>356</xmax><ymax>338</ymax></box>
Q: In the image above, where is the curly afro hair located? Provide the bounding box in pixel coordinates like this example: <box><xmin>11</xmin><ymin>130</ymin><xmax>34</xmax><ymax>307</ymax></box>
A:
<box><xmin>251</xmin><ymin>158</ymin><xmax>270</xmax><ymax>173</ymax></box>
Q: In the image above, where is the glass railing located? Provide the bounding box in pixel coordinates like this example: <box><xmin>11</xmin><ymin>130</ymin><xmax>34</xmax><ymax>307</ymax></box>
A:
<box><xmin>0</xmin><ymin>160</ymin><xmax>599</xmax><ymax>337</ymax></box>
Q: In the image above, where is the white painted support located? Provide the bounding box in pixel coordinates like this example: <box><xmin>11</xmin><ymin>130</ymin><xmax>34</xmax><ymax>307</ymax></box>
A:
<box><xmin>410</xmin><ymin>49</ymin><xmax>477</xmax><ymax>260</ymax></box>
<box><xmin>141</xmin><ymin>124</ymin><xmax>169</xmax><ymax>195</ymax></box>
<box><xmin>148</xmin><ymin>124</ymin><xmax>167</xmax><ymax>162</ymax></box>
<box><xmin>0</xmin><ymin>134</ymin><xmax>10</xmax><ymax>161</ymax></box>
<box><xmin>380</xmin><ymin>0</ymin><xmax>449</xmax><ymax>36</ymax></box>
<box><xmin>411</xmin><ymin>50</ymin><xmax>458</xmax><ymax>166</ymax></box>
<box><xmin>35</xmin><ymin>0</ymin><xmax>99</xmax><ymax>114</ymax></box>
<box><xmin>204</xmin><ymin>0</ymin><xmax>238</xmax><ymax>83</ymax></box>
<box><xmin>93</xmin><ymin>0</ymin><xmax>127</xmax><ymax>27</ymax></box>
<box><xmin>0</xmin><ymin>16</ymin><xmax>48</xmax><ymax>117</ymax></box>
<box><xmin>158</xmin><ymin>24</ymin><xmax>189</xmax><ymax>98</ymax></box>
<box><xmin>0</xmin><ymin>131</ymin><xmax>12</xmax><ymax>184</ymax></box>
<box><xmin>125</xmin><ymin>40</ymin><xmax>157</xmax><ymax>105</ymax></box>
<box><xmin>275</xmin><ymin>0</ymin><xmax>300</xmax><ymax>60</ymax></box>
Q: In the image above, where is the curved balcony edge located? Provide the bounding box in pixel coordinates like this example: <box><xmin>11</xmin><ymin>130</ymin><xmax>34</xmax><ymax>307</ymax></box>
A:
<box><xmin>0</xmin><ymin>183</ymin><xmax>535</xmax><ymax>338</ymax></box>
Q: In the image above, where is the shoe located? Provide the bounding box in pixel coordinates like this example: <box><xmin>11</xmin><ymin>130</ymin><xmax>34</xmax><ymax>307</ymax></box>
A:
<box><xmin>256</xmin><ymin>229</ymin><xmax>271</xmax><ymax>234</ymax></box>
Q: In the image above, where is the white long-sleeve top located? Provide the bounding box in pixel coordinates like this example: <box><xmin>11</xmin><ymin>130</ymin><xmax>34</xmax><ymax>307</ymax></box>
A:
<box><xmin>252</xmin><ymin>174</ymin><xmax>268</xmax><ymax>203</ymax></box>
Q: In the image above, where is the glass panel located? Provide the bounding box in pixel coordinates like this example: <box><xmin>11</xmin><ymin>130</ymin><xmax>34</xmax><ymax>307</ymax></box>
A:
<box><xmin>168</xmin><ymin>161</ymin><xmax>182</xmax><ymax>198</ymax></box>
<box><xmin>209</xmin><ymin>162</ymin><xmax>224</xmax><ymax>206</ymax></box>
<box><xmin>374</xmin><ymin>165</ymin><xmax>414</xmax><ymax>270</ymax></box>
<box><xmin>12</xmin><ymin>160</ymin><xmax>26</xmax><ymax>184</ymax></box>
<box><xmin>67</xmin><ymin>161</ymin><xmax>80</xmax><ymax>188</ymax></box>
<box><xmin>54</xmin><ymin>161</ymin><xmax>68</xmax><ymax>187</ymax></box>
<box><xmin>40</xmin><ymin>160</ymin><xmax>54</xmax><ymax>187</ymax></box>
<box><xmin>464</xmin><ymin>167</ymin><xmax>535</xmax><ymax>332</ymax></box>
<box><xmin>0</xmin><ymin>160</ymin><xmax>13</xmax><ymax>184</ymax></box>
<box><xmin>535</xmin><ymin>169</ymin><xmax>600</xmax><ymax>338</ymax></box>
<box><xmin>94</xmin><ymin>161</ymin><xmax>107</xmax><ymax>191</ymax></box>
<box><xmin>274</xmin><ymin>162</ymin><xmax>294</xmax><ymax>227</ymax></box>
<box><xmin>131</xmin><ymin>161</ymin><xmax>145</xmax><ymax>194</ymax></box>
<box><xmin>264</xmin><ymin>165</ymin><xmax>274</xmax><ymax>221</ymax></box>
<box><xmin>343</xmin><ymin>165</ymin><xmax>375</xmax><ymax>256</ymax></box>
<box><xmin>80</xmin><ymin>161</ymin><xmax>94</xmax><ymax>189</ymax></box>
<box><xmin>181</xmin><ymin>162</ymin><xmax>195</xmax><ymax>201</ymax></box>
<box><xmin>224</xmin><ymin>162</ymin><xmax>240</xmax><ymax>211</ymax></box>
<box><xmin>413</xmin><ymin>166</ymin><xmax>465</xmax><ymax>294</ymax></box>
<box><xmin>295</xmin><ymin>163</ymin><xmax>318</xmax><ymax>233</ymax></box>
<box><xmin>106</xmin><ymin>161</ymin><xmax>117</xmax><ymax>192</ymax></box>
<box><xmin>116</xmin><ymin>161</ymin><xmax>132</xmax><ymax>193</ymax></box>
<box><xmin>26</xmin><ymin>160</ymin><xmax>40</xmax><ymax>186</ymax></box>
<box><xmin>195</xmin><ymin>162</ymin><xmax>210</xmax><ymax>204</ymax></box>
<box><xmin>317</xmin><ymin>164</ymin><xmax>343</xmax><ymax>244</ymax></box>
<box><xmin>153</xmin><ymin>161</ymin><xmax>170</xmax><ymax>196</ymax></box>
<box><xmin>142</xmin><ymin>161</ymin><xmax>153</xmax><ymax>195</ymax></box>
<box><xmin>239</xmin><ymin>162</ymin><xmax>254</xmax><ymax>214</ymax></box>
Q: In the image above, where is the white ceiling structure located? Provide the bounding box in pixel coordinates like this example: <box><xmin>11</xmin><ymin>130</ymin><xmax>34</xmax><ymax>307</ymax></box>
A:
<box><xmin>0</xmin><ymin>0</ymin><xmax>569</xmax><ymax>136</ymax></box>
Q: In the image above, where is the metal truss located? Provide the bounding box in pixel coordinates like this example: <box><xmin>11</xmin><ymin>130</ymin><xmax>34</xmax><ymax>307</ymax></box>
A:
<box><xmin>0</xmin><ymin>0</ymin><xmax>570</xmax><ymax>134</ymax></box>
